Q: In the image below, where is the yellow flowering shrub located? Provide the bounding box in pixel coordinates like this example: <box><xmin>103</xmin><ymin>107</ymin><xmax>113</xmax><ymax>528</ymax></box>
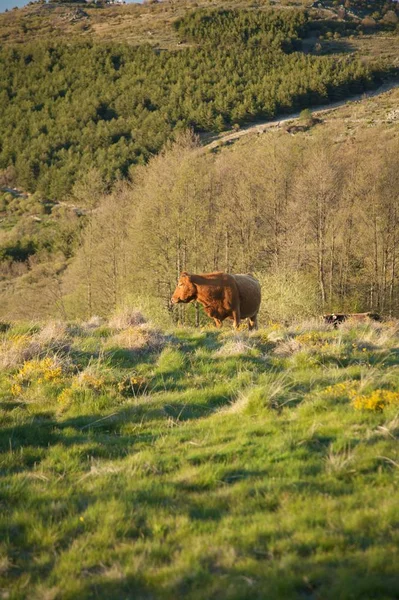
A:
<box><xmin>57</xmin><ymin>372</ymin><xmax>106</xmax><ymax>406</ymax></box>
<box><xmin>295</xmin><ymin>333</ymin><xmax>343</xmax><ymax>357</ymax></box>
<box><xmin>320</xmin><ymin>381</ymin><xmax>359</xmax><ymax>398</ymax></box>
<box><xmin>7</xmin><ymin>334</ymin><xmax>31</xmax><ymax>347</ymax></box>
<box><xmin>10</xmin><ymin>383</ymin><xmax>23</xmax><ymax>397</ymax></box>
<box><xmin>78</xmin><ymin>372</ymin><xmax>105</xmax><ymax>391</ymax></box>
<box><xmin>58</xmin><ymin>387</ymin><xmax>75</xmax><ymax>405</ymax></box>
<box><xmin>11</xmin><ymin>357</ymin><xmax>64</xmax><ymax>396</ymax></box>
<box><xmin>296</xmin><ymin>332</ymin><xmax>327</xmax><ymax>346</ymax></box>
<box><xmin>117</xmin><ymin>375</ymin><xmax>148</xmax><ymax>396</ymax></box>
<box><xmin>18</xmin><ymin>357</ymin><xmax>62</xmax><ymax>382</ymax></box>
<box><xmin>351</xmin><ymin>389</ymin><xmax>399</xmax><ymax>411</ymax></box>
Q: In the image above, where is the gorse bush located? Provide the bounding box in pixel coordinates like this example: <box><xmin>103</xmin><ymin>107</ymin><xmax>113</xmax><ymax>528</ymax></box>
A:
<box><xmin>351</xmin><ymin>389</ymin><xmax>399</xmax><ymax>411</ymax></box>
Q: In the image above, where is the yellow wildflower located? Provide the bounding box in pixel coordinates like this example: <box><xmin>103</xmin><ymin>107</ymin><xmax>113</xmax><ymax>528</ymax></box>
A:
<box><xmin>320</xmin><ymin>381</ymin><xmax>359</xmax><ymax>398</ymax></box>
<box><xmin>79</xmin><ymin>373</ymin><xmax>105</xmax><ymax>391</ymax></box>
<box><xmin>351</xmin><ymin>389</ymin><xmax>399</xmax><ymax>411</ymax></box>
<box><xmin>58</xmin><ymin>388</ymin><xmax>74</xmax><ymax>405</ymax></box>
<box><xmin>11</xmin><ymin>383</ymin><xmax>23</xmax><ymax>397</ymax></box>
<box><xmin>118</xmin><ymin>374</ymin><xmax>147</xmax><ymax>396</ymax></box>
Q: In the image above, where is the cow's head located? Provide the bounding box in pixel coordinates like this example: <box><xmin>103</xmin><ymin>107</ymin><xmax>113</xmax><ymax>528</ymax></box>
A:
<box><xmin>171</xmin><ymin>272</ymin><xmax>197</xmax><ymax>304</ymax></box>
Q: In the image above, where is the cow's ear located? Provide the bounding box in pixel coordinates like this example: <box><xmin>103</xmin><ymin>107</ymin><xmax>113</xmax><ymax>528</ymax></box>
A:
<box><xmin>181</xmin><ymin>271</ymin><xmax>191</xmax><ymax>280</ymax></box>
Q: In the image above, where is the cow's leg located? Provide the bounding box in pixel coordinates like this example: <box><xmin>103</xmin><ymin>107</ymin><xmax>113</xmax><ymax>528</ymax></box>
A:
<box><xmin>248</xmin><ymin>313</ymin><xmax>258</xmax><ymax>331</ymax></box>
<box><xmin>232</xmin><ymin>309</ymin><xmax>241</xmax><ymax>330</ymax></box>
<box><xmin>214</xmin><ymin>318</ymin><xmax>223</xmax><ymax>328</ymax></box>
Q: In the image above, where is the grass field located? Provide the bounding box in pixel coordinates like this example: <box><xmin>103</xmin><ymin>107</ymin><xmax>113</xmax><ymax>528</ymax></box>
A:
<box><xmin>1</xmin><ymin>314</ymin><xmax>399</xmax><ymax>599</ymax></box>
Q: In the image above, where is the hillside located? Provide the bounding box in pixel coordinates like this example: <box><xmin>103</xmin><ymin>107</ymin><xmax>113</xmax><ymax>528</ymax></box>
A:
<box><xmin>204</xmin><ymin>80</ymin><xmax>399</xmax><ymax>149</ymax></box>
<box><xmin>1</xmin><ymin>0</ymin><xmax>398</xmax><ymax>53</ymax></box>
<box><xmin>0</xmin><ymin>0</ymin><xmax>398</xmax><ymax>194</ymax></box>
<box><xmin>1</xmin><ymin>316</ymin><xmax>399</xmax><ymax>598</ymax></box>
<box><xmin>1</xmin><ymin>2</ymin><xmax>399</xmax><ymax>596</ymax></box>
<box><xmin>2</xmin><ymin>6</ymin><xmax>393</xmax><ymax>198</ymax></box>
<box><xmin>1</xmin><ymin>84</ymin><xmax>398</xmax><ymax>322</ymax></box>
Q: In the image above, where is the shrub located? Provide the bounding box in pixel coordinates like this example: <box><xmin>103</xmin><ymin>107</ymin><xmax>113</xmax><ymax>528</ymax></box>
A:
<box><xmin>351</xmin><ymin>389</ymin><xmax>399</xmax><ymax>411</ymax></box>
<box><xmin>299</xmin><ymin>108</ymin><xmax>313</xmax><ymax>124</ymax></box>
<box><xmin>10</xmin><ymin>357</ymin><xmax>65</xmax><ymax>396</ymax></box>
<box><xmin>320</xmin><ymin>380</ymin><xmax>359</xmax><ymax>399</ymax></box>
<box><xmin>257</xmin><ymin>270</ymin><xmax>320</xmax><ymax>324</ymax></box>
<box><xmin>0</xmin><ymin>334</ymin><xmax>42</xmax><ymax>370</ymax></box>
<box><xmin>215</xmin><ymin>337</ymin><xmax>258</xmax><ymax>357</ymax></box>
<box><xmin>117</xmin><ymin>374</ymin><xmax>149</xmax><ymax>397</ymax></box>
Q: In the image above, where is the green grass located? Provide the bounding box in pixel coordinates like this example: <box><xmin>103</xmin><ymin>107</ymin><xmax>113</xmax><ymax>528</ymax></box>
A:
<box><xmin>1</xmin><ymin>319</ymin><xmax>399</xmax><ymax>599</ymax></box>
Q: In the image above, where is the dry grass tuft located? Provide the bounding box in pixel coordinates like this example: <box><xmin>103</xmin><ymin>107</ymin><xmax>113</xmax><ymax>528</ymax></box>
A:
<box><xmin>0</xmin><ymin>554</ymin><xmax>11</xmax><ymax>576</ymax></box>
<box><xmin>353</xmin><ymin>320</ymin><xmax>399</xmax><ymax>349</ymax></box>
<box><xmin>375</xmin><ymin>415</ymin><xmax>399</xmax><ymax>439</ymax></box>
<box><xmin>32</xmin><ymin>586</ymin><xmax>60</xmax><ymax>600</ymax></box>
<box><xmin>105</xmin><ymin>324</ymin><xmax>165</xmax><ymax>354</ymax></box>
<box><xmin>0</xmin><ymin>336</ymin><xmax>43</xmax><ymax>370</ymax></box>
<box><xmin>36</xmin><ymin>320</ymin><xmax>70</xmax><ymax>347</ymax></box>
<box><xmin>274</xmin><ymin>337</ymin><xmax>302</xmax><ymax>357</ymax></box>
<box><xmin>75</xmin><ymin>367</ymin><xmax>106</xmax><ymax>391</ymax></box>
<box><xmin>288</xmin><ymin>319</ymin><xmax>330</xmax><ymax>335</ymax></box>
<box><xmin>0</xmin><ymin>321</ymin><xmax>71</xmax><ymax>371</ymax></box>
<box><xmin>82</xmin><ymin>315</ymin><xmax>104</xmax><ymax>330</ymax></box>
<box><xmin>219</xmin><ymin>390</ymin><xmax>250</xmax><ymax>414</ymax></box>
<box><xmin>215</xmin><ymin>336</ymin><xmax>257</xmax><ymax>357</ymax></box>
<box><xmin>325</xmin><ymin>445</ymin><xmax>356</xmax><ymax>476</ymax></box>
<box><xmin>264</xmin><ymin>329</ymin><xmax>287</xmax><ymax>343</ymax></box>
<box><xmin>108</xmin><ymin>308</ymin><xmax>147</xmax><ymax>330</ymax></box>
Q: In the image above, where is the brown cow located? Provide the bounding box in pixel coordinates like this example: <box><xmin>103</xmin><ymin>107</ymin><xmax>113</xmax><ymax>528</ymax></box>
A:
<box><xmin>171</xmin><ymin>271</ymin><xmax>261</xmax><ymax>330</ymax></box>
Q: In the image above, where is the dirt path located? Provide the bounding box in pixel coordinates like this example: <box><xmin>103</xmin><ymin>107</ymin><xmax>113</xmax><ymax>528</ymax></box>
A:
<box><xmin>204</xmin><ymin>79</ymin><xmax>399</xmax><ymax>151</ymax></box>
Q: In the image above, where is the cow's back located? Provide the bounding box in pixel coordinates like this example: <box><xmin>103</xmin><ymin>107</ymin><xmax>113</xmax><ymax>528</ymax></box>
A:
<box><xmin>233</xmin><ymin>274</ymin><xmax>261</xmax><ymax>318</ymax></box>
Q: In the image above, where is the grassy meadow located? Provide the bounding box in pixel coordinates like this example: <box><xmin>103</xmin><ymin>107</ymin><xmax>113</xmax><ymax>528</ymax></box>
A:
<box><xmin>1</xmin><ymin>314</ymin><xmax>399</xmax><ymax>599</ymax></box>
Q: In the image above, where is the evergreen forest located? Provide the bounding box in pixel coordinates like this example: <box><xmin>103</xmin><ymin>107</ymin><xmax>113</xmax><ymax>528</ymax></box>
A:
<box><xmin>0</xmin><ymin>8</ymin><xmax>384</xmax><ymax>198</ymax></box>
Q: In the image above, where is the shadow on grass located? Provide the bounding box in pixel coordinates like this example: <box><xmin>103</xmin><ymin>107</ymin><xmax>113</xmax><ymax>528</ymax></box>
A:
<box><xmin>59</xmin><ymin>552</ymin><xmax>399</xmax><ymax>600</ymax></box>
<box><xmin>162</xmin><ymin>385</ymin><xmax>238</xmax><ymax>420</ymax></box>
<box><xmin>69</xmin><ymin>346</ymin><xmax>160</xmax><ymax>371</ymax></box>
<box><xmin>150</xmin><ymin>345</ymin><xmax>269</xmax><ymax>394</ymax></box>
<box><xmin>0</xmin><ymin>406</ymin><xmax>165</xmax><ymax>470</ymax></box>
<box><xmin>0</xmin><ymin>400</ymin><xmax>27</xmax><ymax>411</ymax></box>
<box><xmin>219</xmin><ymin>468</ymin><xmax>269</xmax><ymax>484</ymax></box>
<box><xmin>304</xmin><ymin>37</ymin><xmax>356</xmax><ymax>56</ymax></box>
<box><xmin>378</xmin><ymin>347</ymin><xmax>399</xmax><ymax>368</ymax></box>
<box><xmin>174</xmin><ymin>330</ymin><xmax>223</xmax><ymax>353</ymax></box>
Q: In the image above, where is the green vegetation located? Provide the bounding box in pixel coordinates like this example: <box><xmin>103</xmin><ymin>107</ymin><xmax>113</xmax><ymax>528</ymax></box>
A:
<box><xmin>1</xmin><ymin>3</ymin><xmax>398</xmax><ymax>597</ymax></box>
<box><xmin>1</xmin><ymin>316</ymin><xmax>399</xmax><ymax>598</ymax></box>
<box><xmin>1</xmin><ymin>101</ymin><xmax>398</xmax><ymax>321</ymax></box>
<box><xmin>0</xmin><ymin>8</ymin><xmax>386</xmax><ymax>197</ymax></box>
<box><xmin>0</xmin><ymin>186</ymin><xmax>82</xmax><ymax>320</ymax></box>
<box><xmin>174</xmin><ymin>8</ymin><xmax>308</xmax><ymax>47</ymax></box>
<box><xmin>62</xmin><ymin>121</ymin><xmax>398</xmax><ymax>322</ymax></box>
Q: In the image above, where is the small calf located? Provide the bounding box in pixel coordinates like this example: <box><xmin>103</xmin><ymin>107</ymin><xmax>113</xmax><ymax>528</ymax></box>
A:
<box><xmin>323</xmin><ymin>312</ymin><xmax>380</xmax><ymax>328</ymax></box>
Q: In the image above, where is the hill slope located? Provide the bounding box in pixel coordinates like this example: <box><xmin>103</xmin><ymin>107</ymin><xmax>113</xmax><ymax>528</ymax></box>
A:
<box><xmin>1</xmin><ymin>84</ymin><xmax>398</xmax><ymax>321</ymax></box>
